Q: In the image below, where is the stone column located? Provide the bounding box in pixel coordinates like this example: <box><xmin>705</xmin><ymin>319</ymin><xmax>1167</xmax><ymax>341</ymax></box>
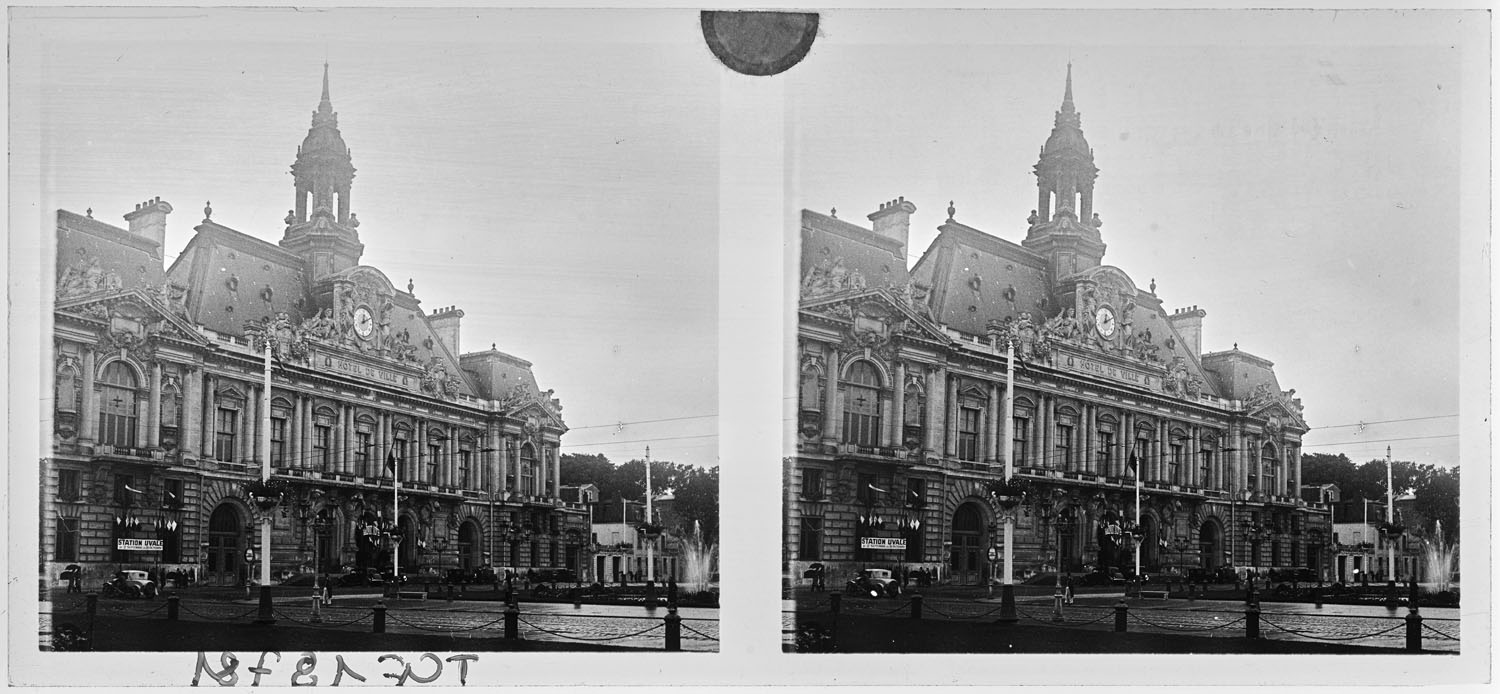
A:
<box><xmin>415</xmin><ymin>421</ymin><xmax>427</xmax><ymax>484</ymax></box>
<box><xmin>925</xmin><ymin>367</ymin><xmax>945</xmax><ymax>456</ymax></box>
<box><xmin>1292</xmin><ymin>444</ymin><xmax>1302</xmax><ymax>500</ymax></box>
<box><xmin>984</xmin><ymin>382</ymin><xmax>999</xmax><ymax>464</ymax></box>
<box><xmin>892</xmin><ymin>362</ymin><xmax>906</xmax><ymax>451</ymax></box>
<box><xmin>1028</xmin><ymin>405</ymin><xmax>1041</xmax><ymax>471</ymax></box>
<box><xmin>203</xmin><ymin>375</ymin><xmax>217</xmax><ymax>458</ymax></box>
<box><xmin>1157</xmin><ymin>420</ymin><xmax>1168</xmax><ymax>484</ymax></box>
<box><xmin>821</xmin><ymin>347</ymin><xmax>839</xmax><ymax>445</ymax></box>
<box><xmin>182</xmin><ymin>367</ymin><xmax>202</xmax><ymax>454</ymax></box>
<box><xmin>240</xmin><ymin>386</ymin><xmax>253</xmax><ymax>464</ymax></box>
<box><xmin>552</xmin><ymin>446</ymin><xmax>561</xmax><ymax>500</ymax></box>
<box><xmin>944</xmin><ymin>377</ymin><xmax>958</xmax><ymax>458</ymax></box>
<box><xmin>1039</xmin><ymin>395</ymin><xmax>1052</xmax><ymax>471</ymax></box>
<box><xmin>79</xmin><ymin>348</ymin><xmax>98</xmax><ymax>442</ymax></box>
<box><xmin>1083</xmin><ymin>404</ymin><xmax>1096</xmax><ymax>474</ymax></box>
<box><xmin>290</xmin><ymin>396</ymin><xmax>304</xmax><ymax>470</ymax></box>
<box><xmin>147</xmin><ymin>362</ymin><xmax>163</xmax><ymax>447</ymax></box>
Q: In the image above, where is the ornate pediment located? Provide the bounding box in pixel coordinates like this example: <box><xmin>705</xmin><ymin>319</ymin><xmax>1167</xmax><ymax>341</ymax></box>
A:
<box><xmin>500</xmin><ymin>384</ymin><xmax>566</xmax><ymax>430</ymax></box>
<box><xmin>1247</xmin><ymin>383</ymin><xmax>1307</xmax><ymax>430</ymax></box>
<box><xmin>57</xmin><ymin>288</ymin><xmax>210</xmax><ymax>352</ymax></box>
<box><xmin>802</xmin><ymin>288</ymin><xmax>949</xmax><ymax>347</ymax></box>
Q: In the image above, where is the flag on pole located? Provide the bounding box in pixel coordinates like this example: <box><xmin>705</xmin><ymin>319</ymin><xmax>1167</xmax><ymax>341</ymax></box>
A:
<box><xmin>386</xmin><ymin>448</ymin><xmax>398</xmax><ymax>478</ymax></box>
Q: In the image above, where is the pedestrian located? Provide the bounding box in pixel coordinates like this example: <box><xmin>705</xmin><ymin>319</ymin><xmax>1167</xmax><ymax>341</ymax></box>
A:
<box><xmin>1064</xmin><ymin>574</ymin><xmax>1075</xmax><ymax>604</ymax></box>
<box><xmin>322</xmin><ymin>573</ymin><xmax>334</xmax><ymax>605</ymax></box>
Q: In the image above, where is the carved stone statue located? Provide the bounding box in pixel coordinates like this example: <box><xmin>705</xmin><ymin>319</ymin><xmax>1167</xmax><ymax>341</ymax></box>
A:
<box><xmin>1043</xmin><ymin>307</ymin><xmax>1080</xmax><ymax>341</ymax></box>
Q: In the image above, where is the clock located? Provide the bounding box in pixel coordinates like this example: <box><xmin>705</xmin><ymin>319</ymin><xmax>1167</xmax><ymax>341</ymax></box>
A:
<box><xmin>353</xmin><ymin>306</ymin><xmax>375</xmax><ymax>338</ymax></box>
<box><xmin>1095</xmin><ymin>306</ymin><xmax>1117</xmax><ymax>339</ymax></box>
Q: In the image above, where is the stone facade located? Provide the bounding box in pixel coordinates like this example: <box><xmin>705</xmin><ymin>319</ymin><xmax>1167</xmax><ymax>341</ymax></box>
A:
<box><xmin>43</xmin><ymin>67</ymin><xmax>588</xmax><ymax>589</ymax></box>
<box><xmin>787</xmin><ymin>66</ymin><xmax>1330</xmax><ymax>587</ymax></box>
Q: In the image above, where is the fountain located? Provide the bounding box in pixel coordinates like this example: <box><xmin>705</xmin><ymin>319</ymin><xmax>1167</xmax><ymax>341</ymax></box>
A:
<box><xmin>681</xmin><ymin>520</ymin><xmax>718</xmax><ymax>597</ymax></box>
<box><xmin>1420</xmin><ymin>520</ymin><xmax>1458</xmax><ymax>593</ymax></box>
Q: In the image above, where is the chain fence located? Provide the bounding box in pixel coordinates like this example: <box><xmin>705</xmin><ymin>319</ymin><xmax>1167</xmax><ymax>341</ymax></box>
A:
<box><xmin>516</xmin><ymin>616</ymin><xmax>664</xmax><ymax>643</ymax></box>
<box><xmin>1422</xmin><ymin>623</ymin><xmax>1459</xmax><ymax>641</ymax></box>
<box><xmin>1258</xmin><ymin>615</ymin><xmax>1406</xmax><ymax>642</ymax></box>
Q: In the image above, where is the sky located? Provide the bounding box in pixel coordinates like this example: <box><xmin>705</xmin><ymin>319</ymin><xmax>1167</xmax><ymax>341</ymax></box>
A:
<box><xmin>11</xmin><ymin>7</ymin><xmax>720</xmax><ymax>467</ymax></box>
<box><xmin>787</xmin><ymin>10</ymin><xmax>1487</xmax><ymax>470</ymax></box>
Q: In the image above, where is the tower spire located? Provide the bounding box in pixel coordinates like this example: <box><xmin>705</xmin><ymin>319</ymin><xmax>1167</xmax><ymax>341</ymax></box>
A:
<box><xmin>319</xmin><ymin>62</ymin><xmax>333</xmax><ymax>115</ymax></box>
<box><xmin>1062</xmin><ymin>62</ymin><xmax>1075</xmax><ymax>114</ymax></box>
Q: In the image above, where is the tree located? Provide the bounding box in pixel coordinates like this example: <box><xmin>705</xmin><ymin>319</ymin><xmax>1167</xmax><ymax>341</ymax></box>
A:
<box><xmin>1412</xmin><ymin>466</ymin><xmax>1460</xmax><ymax>542</ymax></box>
<box><xmin>668</xmin><ymin>466</ymin><xmax>720</xmax><ymax>545</ymax></box>
<box><xmin>558</xmin><ymin>453</ymin><xmax>719</xmax><ymax>543</ymax></box>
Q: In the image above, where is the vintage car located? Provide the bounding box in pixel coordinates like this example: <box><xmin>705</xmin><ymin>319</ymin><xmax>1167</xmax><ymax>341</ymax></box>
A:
<box><xmin>845</xmin><ymin>568</ymin><xmax>903</xmax><ymax>598</ymax></box>
<box><xmin>102</xmin><ymin>570</ymin><xmax>157</xmax><ymax>599</ymax></box>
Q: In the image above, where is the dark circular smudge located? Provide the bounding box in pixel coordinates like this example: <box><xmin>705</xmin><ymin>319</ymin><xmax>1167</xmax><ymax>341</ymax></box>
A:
<box><xmin>700</xmin><ymin>11</ymin><xmax>818</xmax><ymax>77</ymax></box>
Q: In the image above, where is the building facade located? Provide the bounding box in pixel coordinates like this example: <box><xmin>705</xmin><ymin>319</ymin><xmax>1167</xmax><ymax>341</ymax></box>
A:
<box><xmin>44</xmin><ymin>67</ymin><xmax>589</xmax><ymax>588</ymax></box>
<box><xmin>787</xmin><ymin>67</ymin><xmax>1330</xmax><ymax>586</ymax></box>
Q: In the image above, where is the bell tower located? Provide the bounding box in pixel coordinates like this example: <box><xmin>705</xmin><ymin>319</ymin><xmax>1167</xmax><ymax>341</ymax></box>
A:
<box><xmin>1022</xmin><ymin>64</ymin><xmax>1106</xmax><ymax>283</ymax></box>
<box><xmin>281</xmin><ymin>63</ymin><xmax>363</xmax><ymax>281</ymax></box>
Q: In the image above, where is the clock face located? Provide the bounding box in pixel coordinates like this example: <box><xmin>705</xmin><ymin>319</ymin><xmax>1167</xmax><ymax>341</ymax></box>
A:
<box><xmin>1095</xmin><ymin>306</ymin><xmax>1117</xmax><ymax>338</ymax></box>
<box><xmin>353</xmin><ymin>306</ymin><xmax>374</xmax><ymax>338</ymax></box>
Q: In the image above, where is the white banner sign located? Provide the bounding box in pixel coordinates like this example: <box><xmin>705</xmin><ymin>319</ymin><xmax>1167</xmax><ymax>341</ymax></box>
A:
<box><xmin>860</xmin><ymin>537</ymin><xmax>907</xmax><ymax>551</ymax></box>
<box><xmin>116</xmin><ymin>538</ymin><xmax>163</xmax><ymax>551</ymax></box>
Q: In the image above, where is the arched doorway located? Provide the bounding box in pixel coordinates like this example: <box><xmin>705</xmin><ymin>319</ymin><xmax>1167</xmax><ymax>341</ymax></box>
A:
<box><xmin>1140</xmin><ymin>515</ymin><xmax>1158</xmax><ymax>572</ymax></box>
<box><xmin>1199</xmin><ymin>519</ymin><xmax>1222</xmax><ymax>570</ymax></box>
<box><xmin>950</xmin><ymin>503</ymin><xmax>987</xmax><ymax>586</ymax></box>
<box><xmin>206</xmin><ymin>504</ymin><xmax>245</xmax><ymax>587</ymax></box>
<box><xmin>458</xmin><ymin>521</ymin><xmax>481</xmax><ymax>570</ymax></box>
<box><xmin>397</xmin><ymin>516</ymin><xmax>417</xmax><ymax>572</ymax></box>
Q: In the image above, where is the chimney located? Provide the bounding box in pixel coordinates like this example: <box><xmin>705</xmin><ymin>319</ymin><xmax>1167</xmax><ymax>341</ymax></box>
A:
<box><xmin>429</xmin><ymin>305</ymin><xmax>464</xmax><ymax>356</ymax></box>
<box><xmin>1167</xmin><ymin>305</ymin><xmax>1207</xmax><ymax>357</ymax></box>
<box><xmin>122</xmin><ymin>197</ymin><xmax>172</xmax><ymax>259</ymax></box>
<box><xmin>867</xmin><ymin>196</ymin><xmax>917</xmax><ymax>260</ymax></box>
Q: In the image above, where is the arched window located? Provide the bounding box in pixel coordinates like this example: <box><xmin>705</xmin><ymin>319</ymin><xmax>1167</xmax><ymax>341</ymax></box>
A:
<box><xmin>842</xmin><ymin>361</ymin><xmax>882</xmax><ymax>447</ymax></box>
<box><xmin>520</xmin><ymin>444</ymin><xmax>537</xmax><ymax>496</ymax></box>
<box><xmin>98</xmin><ymin>362</ymin><xmax>139</xmax><ymax>448</ymax></box>
<box><xmin>1261</xmin><ymin>443</ymin><xmax>1278</xmax><ymax>497</ymax></box>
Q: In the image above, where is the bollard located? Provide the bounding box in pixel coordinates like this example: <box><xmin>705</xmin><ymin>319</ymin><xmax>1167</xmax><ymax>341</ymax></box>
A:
<box><xmin>572</xmin><ymin>587</ymin><xmax>582</xmax><ymax>608</ymax></box>
<box><xmin>504</xmin><ymin>602</ymin><xmax>519</xmax><ymax>639</ymax></box>
<box><xmin>167</xmin><ymin>594</ymin><xmax>180</xmax><ymax>621</ymax></box>
<box><xmin>447</xmin><ymin>584</ymin><xmax>454</xmax><ymax>603</ymax></box>
<box><xmin>1113</xmin><ymin>600</ymin><xmax>1128</xmax><ymax>633</ymax></box>
<box><xmin>372</xmin><ymin>601</ymin><xmax>387</xmax><ymax>633</ymax></box>
<box><xmin>1313</xmin><ymin>585</ymin><xmax>1322</xmax><ymax>608</ymax></box>
<box><xmin>85</xmin><ymin>592</ymin><xmax>98</xmax><ymax>650</ymax></box>
<box><xmin>911</xmin><ymin>594</ymin><xmax>923</xmax><ymax>620</ymax></box>
<box><xmin>1245</xmin><ymin>603</ymin><xmax>1260</xmax><ymax>639</ymax></box>
<box><xmin>1405</xmin><ymin>580</ymin><xmax>1422</xmax><ymax>652</ymax></box>
<box><xmin>829</xmin><ymin>592</ymin><xmax>841</xmax><ymax>616</ymax></box>
<box><xmin>664</xmin><ymin>607</ymin><xmax>682</xmax><ymax>651</ymax></box>
<box><xmin>1385</xmin><ymin>579</ymin><xmax>1399</xmax><ymax>610</ymax></box>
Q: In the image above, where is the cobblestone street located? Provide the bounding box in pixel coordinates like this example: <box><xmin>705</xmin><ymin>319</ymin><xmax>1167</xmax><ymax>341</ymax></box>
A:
<box><xmin>784</xmin><ymin>593</ymin><xmax>1459</xmax><ymax>653</ymax></box>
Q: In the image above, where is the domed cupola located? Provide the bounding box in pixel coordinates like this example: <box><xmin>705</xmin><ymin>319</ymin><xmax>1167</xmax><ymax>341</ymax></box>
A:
<box><xmin>281</xmin><ymin>63</ymin><xmax>364</xmax><ymax>282</ymax></box>
<box><xmin>1023</xmin><ymin>64</ymin><xmax>1107</xmax><ymax>284</ymax></box>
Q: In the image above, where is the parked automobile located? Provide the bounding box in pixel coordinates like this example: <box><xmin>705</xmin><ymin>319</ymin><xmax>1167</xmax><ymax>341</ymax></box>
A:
<box><xmin>845</xmin><ymin>568</ymin><xmax>902</xmax><ymax>598</ymax></box>
<box><xmin>535</xmin><ymin>568</ymin><xmax>578</xmax><ymax>584</ymax></box>
<box><xmin>102</xmin><ymin>570</ymin><xmax>157</xmax><ymax>599</ymax></box>
<box><xmin>1077</xmin><ymin>568</ymin><xmax>1127</xmax><ymax>586</ymax></box>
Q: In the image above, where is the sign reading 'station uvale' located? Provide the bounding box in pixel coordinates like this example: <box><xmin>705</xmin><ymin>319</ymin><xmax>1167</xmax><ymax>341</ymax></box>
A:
<box><xmin>860</xmin><ymin>537</ymin><xmax>907</xmax><ymax>550</ymax></box>
<box><xmin>116</xmin><ymin>538</ymin><xmax>163</xmax><ymax>551</ymax></box>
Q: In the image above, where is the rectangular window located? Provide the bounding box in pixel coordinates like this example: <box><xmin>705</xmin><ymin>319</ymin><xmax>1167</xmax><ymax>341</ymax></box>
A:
<box><xmin>1199</xmin><ymin>450</ymin><xmax>1213</xmax><ymax>488</ymax></box>
<box><xmin>429</xmin><ymin>444</ymin><xmax>442</xmax><ymax>485</ymax></box>
<box><xmin>529</xmin><ymin>541</ymin><xmax>540</xmax><ymax>568</ymax></box>
<box><xmin>842</xmin><ymin>387</ymin><xmax>881</xmax><ymax>447</ymax></box>
<box><xmin>550</xmin><ymin>541</ymin><xmax>559</xmax><ymax>566</ymax></box>
<box><xmin>957</xmin><ymin>407</ymin><xmax>981</xmax><ymax>462</ymax></box>
<box><xmin>857</xmin><ymin>473</ymin><xmax>880</xmax><ymax>505</ymax></box>
<box><xmin>58</xmin><ymin>469</ymin><xmax>81</xmax><ymax>502</ymax></box>
<box><xmin>798</xmin><ymin>517</ymin><xmax>823</xmax><ymax>560</ymax></box>
<box><xmin>114</xmin><ymin>474</ymin><xmax>135</xmax><ymax>506</ymax></box>
<box><xmin>393</xmin><ymin>439</ymin><xmax>408</xmax><ymax>480</ymax></box>
<box><xmin>1098</xmin><ymin>431</ymin><xmax>1115</xmax><ymax>475</ymax></box>
<box><xmin>1055</xmin><ymin>424</ymin><xmax>1073</xmax><ymax>470</ymax></box>
<box><xmin>1134</xmin><ymin>438</ymin><xmax>1152</xmax><ymax>479</ymax></box>
<box><xmin>354</xmin><ymin>431</ymin><xmax>372</xmax><ymax>475</ymax></box>
<box><xmin>270</xmin><ymin>416</ymin><xmax>288</xmax><ymax>466</ymax></box>
<box><xmin>906</xmin><ymin>477</ymin><xmax>926</xmax><ymax>508</ymax></box>
<box><xmin>1169</xmin><ymin>443</ymin><xmax>1183</xmax><ymax>485</ymax></box>
<box><xmin>314</xmin><ymin>424</ymin><xmax>332</xmax><ymax>471</ymax></box>
<box><xmin>99</xmin><ymin>391</ymin><xmax>138</xmax><ymax>449</ymax></box>
<box><xmin>1012</xmin><ymin>417</ymin><xmax>1028</xmax><ymax>467</ymax></box>
<box><xmin>459</xmin><ymin>449</ymin><xmax>472</xmax><ymax>489</ymax></box>
<box><xmin>54</xmin><ymin>517</ymin><xmax>79</xmax><ymax>562</ymax></box>
<box><xmin>163</xmin><ymin>478</ymin><xmax>184</xmax><ymax>509</ymax></box>
<box><xmin>800</xmin><ymin>468</ymin><xmax>824</xmax><ymax>500</ymax></box>
<box><xmin>214</xmin><ymin>408</ymin><xmax>237</xmax><ymax>461</ymax></box>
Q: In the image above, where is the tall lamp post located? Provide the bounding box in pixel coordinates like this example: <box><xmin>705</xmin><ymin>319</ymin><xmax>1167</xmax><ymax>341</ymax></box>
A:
<box><xmin>984</xmin><ymin>317</ymin><xmax>1029</xmax><ymax>624</ymax></box>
